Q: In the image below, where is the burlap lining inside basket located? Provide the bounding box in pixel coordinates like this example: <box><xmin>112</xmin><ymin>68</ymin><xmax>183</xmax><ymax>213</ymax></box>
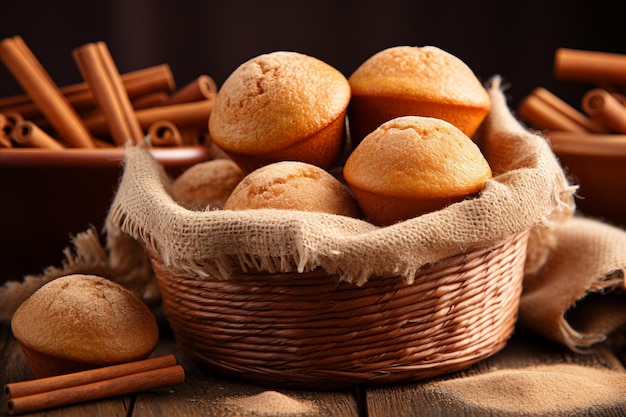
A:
<box><xmin>104</xmin><ymin>76</ymin><xmax>575</xmax><ymax>285</ymax></box>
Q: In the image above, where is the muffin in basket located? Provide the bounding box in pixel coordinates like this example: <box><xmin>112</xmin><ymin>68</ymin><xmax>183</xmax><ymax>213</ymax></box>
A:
<box><xmin>347</xmin><ymin>45</ymin><xmax>491</xmax><ymax>144</ymax></box>
<box><xmin>209</xmin><ymin>51</ymin><xmax>351</xmax><ymax>173</ymax></box>
<box><xmin>171</xmin><ymin>158</ymin><xmax>245</xmax><ymax>210</ymax></box>
<box><xmin>223</xmin><ymin>160</ymin><xmax>360</xmax><ymax>218</ymax></box>
<box><xmin>344</xmin><ymin>115</ymin><xmax>493</xmax><ymax>226</ymax></box>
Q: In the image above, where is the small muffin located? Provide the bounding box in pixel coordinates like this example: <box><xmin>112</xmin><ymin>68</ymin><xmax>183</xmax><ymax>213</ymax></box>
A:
<box><xmin>171</xmin><ymin>158</ymin><xmax>245</xmax><ymax>209</ymax></box>
<box><xmin>11</xmin><ymin>274</ymin><xmax>159</xmax><ymax>378</ymax></box>
<box><xmin>208</xmin><ymin>51</ymin><xmax>351</xmax><ymax>173</ymax></box>
<box><xmin>223</xmin><ymin>161</ymin><xmax>360</xmax><ymax>218</ymax></box>
<box><xmin>343</xmin><ymin>116</ymin><xmax>492</xmax><ymax>226</ymax></box>
<box><xmin>347</xmin><ymin>45</ymin><xmax>491</xmax><ymax>144</ymax></box>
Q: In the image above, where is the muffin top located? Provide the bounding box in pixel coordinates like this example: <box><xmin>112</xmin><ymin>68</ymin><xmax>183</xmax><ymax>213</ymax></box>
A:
<box><xmin>223</xmin><ymin>160</ymin><xmax>360</xmax><ymax>218</ymax></box>
<box><xmin>11</xmin><ymin>274</ymin><xmax>158</xmax><ymax>363</ymax></box>
<box><xmin>344</xmin><ymin>115</ymin><xmax>492</xmax><ymax>198</ymax></box>
<box><xmin>171</xmin><ymin>158</ymin><xmax>245</xmax><ymax>210</ymax></box>
<box><xmin>348</xmin><ymin>45</ymin><xmax>490</xmax><ymax>108</ymax></box>
<box><xmin>209</xmin><ymin>51</ymin><xmax>351</xmax><ymax>154</ymax></box>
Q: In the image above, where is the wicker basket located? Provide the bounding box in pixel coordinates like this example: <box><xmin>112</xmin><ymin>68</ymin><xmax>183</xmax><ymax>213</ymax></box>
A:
<box><xmin>151</xmin><ymin>230</ymin><xmax>529</xmax><ymax>389</ymax></box>
<box><xmin>107</xmin><ymin>80</ymin><xmax>573</xmax><ymax>389</ymax></box>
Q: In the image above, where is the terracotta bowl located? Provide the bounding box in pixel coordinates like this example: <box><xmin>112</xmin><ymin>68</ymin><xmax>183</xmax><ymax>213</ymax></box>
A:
<box><xmin>548</xmin><ymin>132</ymin><xmax>626</xmax><ymax>228</ymax></box>
<box><xmin>0</xmin><ymin>146</ymin><xmax>212</xmax><ymax>283</ymax></box>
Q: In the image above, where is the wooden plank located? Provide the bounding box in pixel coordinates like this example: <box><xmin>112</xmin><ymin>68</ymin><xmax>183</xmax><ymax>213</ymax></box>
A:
<box><xmin>365</xmin><ymin>329</ymin><xmax>626</xmax><ymax>417</ymax></box>
<box><xmin>4</xmin><ymin>310</ymin><xmax>625</xmax><ymax>417</ymax></box>
<box><xmin>0</xmin><ymin>322</ymin><xmax>130</xmax><ymax>417</ymax></box>
<box><xmin>132</xmin><ymin>317</ymin><xmax>362</xmax><ymax>417</ymax></box>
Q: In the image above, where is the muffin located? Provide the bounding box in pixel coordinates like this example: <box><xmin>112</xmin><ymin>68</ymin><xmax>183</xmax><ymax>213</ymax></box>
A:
<box><xmin>343</xmin><ymin>116</ymin><xmax>492</xmax><ymax>226</ymax></box>
<box><xmin>171</xmin><ymin>158</ymin><xmax>245</xmax><ymax>210</ymax></box>
<box><xmin>208</xmin><ymin>51</ymin><xmax>351</xmax><ymax>173</ymax></box>
<box><xmin>347</xmin><ymin>45</ymin><xmax>491</xmax><ymax>144</ymax></box>
<box><xmin>223</xmin><ymin>160</ymin><xmax>360</xmax><ymax>218</ymax></box>
<box><xmin>11</xmin><ymin>274</ymin><xmax>159</xmax><ymax>378</ymax></box>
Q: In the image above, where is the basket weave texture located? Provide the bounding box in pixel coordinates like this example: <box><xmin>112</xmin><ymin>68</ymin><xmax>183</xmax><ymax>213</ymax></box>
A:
<box><xmin>152</xmin><ymin>231</ymin><xmax>528</xmax><ymax>389</ymax></box>
<box><xmin>105</xmin><ymin>77</ymin><xmax>575</xmax><ymax>388</ymax></box>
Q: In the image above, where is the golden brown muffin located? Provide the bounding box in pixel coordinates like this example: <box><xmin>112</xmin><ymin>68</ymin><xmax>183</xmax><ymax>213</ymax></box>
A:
<box><xmin>343</xmin><ymin>116</ymin><xmax>492</xmax><ymax>226</ymax></box>
<box><xmin>223</xmin><ymin>161</ymin><xmax>360</xmax><ymax>218</ymax></box>
<box><xmin>208</xmin><ymin>51</ymin><xmax>351</xmax><ymax>173</ymax></box>
<box><xmin>171</xmin><ymin>158</ymin><xmax>245</xmax><ymax>210</ymax></box>
<box><xmin>11</xmin><ymin>274</ymin><xmax>159</xmax><ymax>378</ymax></box>
<box><xmin>347</xmin><ymin>45</ymin><xmax>491</xmax><ymax>144</ymax></box>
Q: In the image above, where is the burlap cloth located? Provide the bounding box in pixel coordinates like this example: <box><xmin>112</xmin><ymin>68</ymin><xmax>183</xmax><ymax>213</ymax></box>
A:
<box><xmin>1</xmin><ymin>76</ymin><xmax>625</xmax><ymax>353</ymax></box>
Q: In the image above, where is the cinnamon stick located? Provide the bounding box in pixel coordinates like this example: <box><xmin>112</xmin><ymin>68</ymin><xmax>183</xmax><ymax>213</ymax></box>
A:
<box><xmin>0</xmin><ymin>111</ymin><xmax>23</xmax><ymax>141</ymax></box>
<box><xmin>0</xmin><ymin>64</ymin><xmax>175</xmax><ymax>119</ymax></box>
<box><xmin>5</xmin><ymin>355</ymin><xmax>178</xmax><ymax>399</ymax></box>
<box><xmin>0</xmin><ymin>36</ymin><xmax>96</xmax><ymax>148</ymax></box>
<box><xmin>83</xmin><ymin>99</ymin><xmax>214</xmax><ymax>139</ymax></box>
<box><xmin>554</xmin><ymin>48</ymin><xmax>626</xmax><ymax>85</ymax></box>
<box><xmin>166</xmin><ymin>75</ymin><xmax>218</xmax><ymax>105</ymax></box>
<box><xmin>132</xmin><ymin>92</ymin><xmax>169</xmax><ymax>109</ymax></box>
<box><xmin>5</xmin><ymin>355</ymin><xmax>184</xmax><ymax>415</ymax></box>
<box><xmin>0</xmin><ymin>114</ymin><xmax>12</xmax><ymax>148</ymax></box>
<box><xmin>530</xmin><ymin>87</ymin><xmax>609</xmax><ymax>133</ymax></box>
<box><xmin>181</xmin><ymin>129</ymin><xmax>205</xmax><ymax>146</ymax></box>
<box><xmin>582</xmin><ymin>88</ymin><xmax>626</xmax><ymax>134</ymax></box>
<box><xmin>147</xmin><ymin>120</ymin><xmax>183</xmax><ymax>146</ymax></box>
<box><xmin>92</xmin><ymin>137</ymin><xmax>117</xmax><ymax>148</ymax></box>
<box><xmin>546</xmin><ymin>131</ymin><xmax>626</xmax><ymax>155</ymax></box>
<box><xmin>11</xmin><ymin>121</ymin><xmax>65</xmax><ymax>150</ymax></box>
<box><xmin>73</xmin><ymin>42</ymin><xmax>144</xmax><ymax>145</ymax></box>
<box><xmin>517</xmin><ymin>93</ymin><xmax>589</xmax><ymax>133</ymax></box>
<box><xmin>612</xmin><ymin>92</ymin><xmax>626</xmax><ymax>106</ymax></box>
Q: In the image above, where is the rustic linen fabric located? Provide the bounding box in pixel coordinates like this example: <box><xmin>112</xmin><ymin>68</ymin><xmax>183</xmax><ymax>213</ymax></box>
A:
<box><xmin>519</xmin><ymin>216</ymin><xmax>626</xmax><ymax>351</ymax></box>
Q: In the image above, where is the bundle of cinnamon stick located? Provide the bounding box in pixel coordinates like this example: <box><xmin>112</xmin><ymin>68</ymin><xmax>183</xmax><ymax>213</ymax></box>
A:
<box><xmin>0</xmin><ymin>36</ymin><xmax>218</xmax><ymax>150</ymax></box>
<box><xmin>4</xmin><ymin>354</ymin><xmax>184</xmax><ymax>415</ymax></box>
<box><xmin>517</xmin><ymin>48</ymin><xmax>626</xmax><ymax>143</ymax></box>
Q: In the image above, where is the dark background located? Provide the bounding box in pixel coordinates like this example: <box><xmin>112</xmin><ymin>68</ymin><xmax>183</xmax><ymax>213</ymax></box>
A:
<box><xmin>1</xmin><ymin>0</ymin><xmax>625</xmax><ymax>111</ymax></box>
<box><xmin>1</xmin><ymin>0</ymin><xmax>625</xmax><ymax>281</ymax></box>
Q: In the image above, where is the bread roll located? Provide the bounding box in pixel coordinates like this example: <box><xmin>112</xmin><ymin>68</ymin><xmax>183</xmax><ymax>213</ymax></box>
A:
<box><xmin>11</xmin><ymin>274</ymin><xmax>159</xmax><ymax>378</ymax></box>
<box><xmin>347</xmin><ymin>45</ymin><xmax>490</xmax><ymax>144</ymax></box>
<box><xmin>171</xmin><ymin>158</ymin><xmax>245</xmax><ymax>210</ymax></box>
<box><xmin>208</xmin><ymin>51</ymin><xmax>351</xmax><ymax>173</ymax></box>
<box><xmin>343</xmin><ymin>116</ymin><xmax>492</xmax><ymax>226</ymax></box>
<box><xmin>223</xmin><ymin>161</ymin><xmax>360</xmax><ymax>218</ymax></box>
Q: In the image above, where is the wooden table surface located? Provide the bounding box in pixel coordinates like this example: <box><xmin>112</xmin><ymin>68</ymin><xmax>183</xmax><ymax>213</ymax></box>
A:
<box><xmin>2</xmin><ymin>309</ymin><xmax>625</xmax><ymax>417</ymax></box>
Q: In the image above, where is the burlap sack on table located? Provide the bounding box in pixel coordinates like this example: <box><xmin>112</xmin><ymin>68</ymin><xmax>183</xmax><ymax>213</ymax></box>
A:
<box><xmin>519</xmin><ymin>215</ymin><xmax>626</xmax><ymax>352</ymax></box>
